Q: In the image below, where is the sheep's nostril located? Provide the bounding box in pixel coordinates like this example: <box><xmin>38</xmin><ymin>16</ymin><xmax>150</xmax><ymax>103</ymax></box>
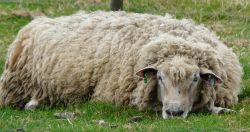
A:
<box><xmin>166</xmin><ymin>110</ymin><xmax>184</xmax><ymax>116</ymax></box>
<box><xmin>166</xmin><ymin>110</ymin><xmax>172</xmax><ymax>115</ymax></box>
<box><xmin>176</xmin><ymin>110</ymin><xmax>184</xmax><ymax>116</ymax></box>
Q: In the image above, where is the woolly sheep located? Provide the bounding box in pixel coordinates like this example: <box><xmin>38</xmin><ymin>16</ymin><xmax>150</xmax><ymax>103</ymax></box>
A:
<box><xmin>0</xmin><ymin>11</ymin><xmax>242</xmax><ymax>118</ymax></box>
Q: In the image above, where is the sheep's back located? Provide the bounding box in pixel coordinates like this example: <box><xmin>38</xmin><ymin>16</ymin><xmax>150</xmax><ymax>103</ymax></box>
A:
<box><xmin>1</xmin><ymin>11</ymin><xmax>241</xmax><ymax>106</ymax></box>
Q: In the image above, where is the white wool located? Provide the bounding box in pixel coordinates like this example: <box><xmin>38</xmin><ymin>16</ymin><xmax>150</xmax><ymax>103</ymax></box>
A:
<box><xmin>0</xmin><ymin>11</ymin><xmax>242</xmax><ymax>111</ymax></box>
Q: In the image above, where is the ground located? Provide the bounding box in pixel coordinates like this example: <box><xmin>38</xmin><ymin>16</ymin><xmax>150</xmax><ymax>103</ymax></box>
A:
<box><xmin>0</xmin><ymin>0</ymin><xmax>250</xmax><ymax>131</ymax></box>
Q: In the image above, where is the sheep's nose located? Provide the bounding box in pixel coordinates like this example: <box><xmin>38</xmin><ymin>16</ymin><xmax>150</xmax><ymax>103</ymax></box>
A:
<box><xmin>166</xmin><ymin>110</ymin><xmax>184</xmax><ymax>116</ymax></box>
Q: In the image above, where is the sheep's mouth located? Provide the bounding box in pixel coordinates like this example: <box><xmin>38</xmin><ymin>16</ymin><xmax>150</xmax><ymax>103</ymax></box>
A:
<box><xmin>166</xmin><ymin>110</ymin><xmax>184</xmax><ymax>116</ymax></box>
<box><xmin>162</xmin><ymin>110</ymin><xmax>189</xmax><ymax>119</ymax></box>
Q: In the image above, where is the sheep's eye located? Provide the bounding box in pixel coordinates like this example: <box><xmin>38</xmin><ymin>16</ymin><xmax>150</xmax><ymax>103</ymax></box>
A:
<box><xmin>158</xmin><ymin>76</ymin><xmax>162</xmax><ymax>81</ymax></box>
<box><xmin>193</xmin><ymin>73</ymin><xmax>199</xmax><ymax>82</ymax></box>
<box><xmin>193</xmin><ymin>77</ymin><xmax>198</xmax><ymax>82</ymax></box>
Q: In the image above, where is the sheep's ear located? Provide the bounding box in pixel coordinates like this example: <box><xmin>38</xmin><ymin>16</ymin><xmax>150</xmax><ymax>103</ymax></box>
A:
<box><xmin>136</xmin><ymin>66</ymin><xmax>157</xmax><ymax>79</ymax></box>
<box><xmin>200</xmin><ymin>68</ymin><xmax>223</xmax><ymax>86</ymax></box>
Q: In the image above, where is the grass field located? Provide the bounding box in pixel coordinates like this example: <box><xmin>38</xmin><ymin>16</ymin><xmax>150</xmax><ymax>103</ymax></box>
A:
<box><xmin>0</xmin><ymin>0</ymin><xmax>250</xmax><ymax>131</ymax></box>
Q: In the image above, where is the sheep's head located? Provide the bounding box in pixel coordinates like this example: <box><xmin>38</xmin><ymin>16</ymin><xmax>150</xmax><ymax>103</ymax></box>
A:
<box><xmin>136</xmin><ymin>56</ymin><xmax>222</xmax><ymax>118</ymax></box>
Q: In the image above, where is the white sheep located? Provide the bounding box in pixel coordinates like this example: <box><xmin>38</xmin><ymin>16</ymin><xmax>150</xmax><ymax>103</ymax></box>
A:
<box><xmin>0</xmin><ymin>11</ymin><xmax>242</xmax><ymax>118</ymax></box>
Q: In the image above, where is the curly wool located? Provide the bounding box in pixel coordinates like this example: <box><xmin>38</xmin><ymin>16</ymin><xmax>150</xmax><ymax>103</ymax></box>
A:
<box><xmin>0</xmin><ymin>11</ymin><xmax>242</xmax><ymax>110</ymax></box>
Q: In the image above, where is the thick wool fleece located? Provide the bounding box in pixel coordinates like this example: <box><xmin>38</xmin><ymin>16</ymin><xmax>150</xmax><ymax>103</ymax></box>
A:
<box><xmin>0</xmin><ymin>11</ymin><xmax>242</xmax><ymax>110</ymax></box>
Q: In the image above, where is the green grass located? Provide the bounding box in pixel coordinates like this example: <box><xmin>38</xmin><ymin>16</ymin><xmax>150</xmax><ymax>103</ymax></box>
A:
<box><xmin>0</xmin><ymin>0</ymin><xmax>250</xmax><ymax>131</ymax></box>
<box><xmin>1</xmin><ymin>101</ymin><xmax>250</xmax><ymax>131</ymax></box>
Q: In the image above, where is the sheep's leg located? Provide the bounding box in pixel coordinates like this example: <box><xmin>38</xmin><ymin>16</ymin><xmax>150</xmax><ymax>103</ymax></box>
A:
<box><xmin>207</xmin><ymin>99</ymin><xmax>235</xmax><ymax>114</ymax></box>
<box><xmin>25</xmin><ymin>99</ymin><xmax>39</xmax><ymax>111</ymax></box>
<box><xmin>210</xmin><ymin>106</ymin><xmax>235</xmax><ymax>114</ymax></box>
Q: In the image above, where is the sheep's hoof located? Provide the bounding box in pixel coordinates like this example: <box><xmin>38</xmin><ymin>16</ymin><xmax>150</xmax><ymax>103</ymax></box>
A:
<box><xmin>211</xmin><ymin>107</ymin><xmax>235</xmax><ymax>114</ymax></box>
<box><xmin>25</xmin><ymin>100</ymin><xmax>38</xmax><ymax>111</ymax></box>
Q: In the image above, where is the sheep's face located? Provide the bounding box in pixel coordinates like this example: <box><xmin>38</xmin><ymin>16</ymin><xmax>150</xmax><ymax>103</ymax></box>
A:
<box><xmin>156</xmin><ymin>62</ymin><xmax>201</xmax><ymax>118</ymax></box>
<box><xmin>136</xmin><ymin>57</ymin><xmax>222</xmax><ymax>118</ymax></box>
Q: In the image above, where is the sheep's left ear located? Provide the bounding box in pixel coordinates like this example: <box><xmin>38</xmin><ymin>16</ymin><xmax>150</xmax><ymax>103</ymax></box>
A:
<box><xmin>200</xmin><ymin>68</ymin><xmax>223</xmax><ymax>86</ymax></box>
<box><xmin>135</xmin><ymin>66</ymin><xmax>157</xmax><ymax>79</ymax></box>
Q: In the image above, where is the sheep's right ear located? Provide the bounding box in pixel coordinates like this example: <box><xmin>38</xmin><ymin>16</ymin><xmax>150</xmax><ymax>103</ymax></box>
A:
<box><xmin>200</xmin><ymin>68</ymin><xmax>223</xmax><ymax>86</ymax></box>
<box><xmin>135</xmin><ymin>66</ymin><xmax>158</xmax><ymax>79</ymax></box>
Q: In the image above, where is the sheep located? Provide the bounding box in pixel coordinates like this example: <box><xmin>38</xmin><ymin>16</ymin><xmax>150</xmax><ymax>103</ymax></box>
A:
<box><xmin>0</xmin><ymin>11</ymin><xmax>243</xmax><ymax>118</ymax></box>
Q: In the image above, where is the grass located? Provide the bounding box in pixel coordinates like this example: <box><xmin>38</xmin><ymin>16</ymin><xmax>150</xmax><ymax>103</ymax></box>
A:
<box><xmin>1</xmin><ymin>102</ymin><xmax>250</xmax><ymax>131</ymax></box>
<box><xmin>0</xmin><ymin>0</ymin><xmax>250</xmax><ymax>131</ymax></box>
